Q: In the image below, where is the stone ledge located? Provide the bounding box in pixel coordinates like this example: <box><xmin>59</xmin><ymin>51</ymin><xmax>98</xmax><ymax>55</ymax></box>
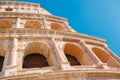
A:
<box><xmin>0</xmin><ymin>12</ymin><xmax>66</xmax><ymax>21</ymax></box>
<box><xmin>0</xmin><ymin>29</ymin><xmax>105</xmax><ymax>42</ymax></box>
<box><xmin>0</xmin><ymin>69</ymin><xmax>120</xmax><ymax>80</ymax></box>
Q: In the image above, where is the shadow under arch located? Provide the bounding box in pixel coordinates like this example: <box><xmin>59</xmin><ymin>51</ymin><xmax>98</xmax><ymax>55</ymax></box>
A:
<box><xmin>63</xmin><ymin>43</ymin><xmax>92</xmax><ymax>66</ymax></box>
<box><xmin>92</xmin><ymin>47</ymin><xmax>120</xmax><ymax>68</ymax></box>
<box><xmin>65</xmin><ymin>54</ymin><xmax>81</xmax><ymax>66</ymax></box>
<box><xmin>23</xmin><ymin>53</ymin><xmax>49</xmax><ymax>68</ymax></box>
<box><xmin>23</xmin><ymin>42</ymin><xmax>53</xmax><ymax>69</ymax></box>
<box><xmin>0</xmin><ymin>56</ymin><xmax>4</xmax><ymax>71</ymax></box>
<box><xmin>0</xmin><ymin>45</ymin><xmax>5</xmax><ymax>72</ymax></box>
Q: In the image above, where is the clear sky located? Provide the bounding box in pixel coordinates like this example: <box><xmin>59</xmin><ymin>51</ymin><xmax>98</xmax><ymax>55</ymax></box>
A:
<box><xmin>24</xmin><ymin>0</ymin><xmax>120</xmax><ymax>57</ymax></box>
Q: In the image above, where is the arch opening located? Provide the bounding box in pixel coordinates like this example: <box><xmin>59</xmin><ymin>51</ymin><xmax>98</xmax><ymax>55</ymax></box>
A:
<box><xmin>24</xmin><ymin>20</ymin><xmax>41</xmax><ymax>29</ymax></box>
<box><xmin>92</xmin><ymin>47</ymin><xmax>120</xmax><ymax>68</ymax></box>
<box><xmin>64</xmin><ymin>43</ymin><xmax>92</xmax><ymax>66</ymax></box>
<box><xmin>65</xmin><ymin>54</ymin><xmax>80</xmax><ymax>66</ymax></box>
<box><xmin>0</xmin><ymin>56</ymin><xmax>4</xmax><ymax>72</ymax></box>
<box><xmin>0</xmin><ymin>20</ymin><xmax>12</xmax><ymax>28</ymax></box>
<box><xmin>6</xmin><ymin>7</ymin><xmax>13</xmax><ymax>11</ymax></box>
<box><xmin>23</xmin><ymin>53</ymin><xmax>49</xmax><ymax>68</ymax></box>
<box><xmin>92</xmin><ymin>47</ymin><xmax>109</xmax><ymax>63</ymax></box>
<box><xmin>23</xmin><ymin>42</ymin><xmax>53</xmax><ymax>69</ymax></box>
<box><xmin>51</xmin><ymin>23</ymin><xmax>66</xmax><ymax>30</ymax></box>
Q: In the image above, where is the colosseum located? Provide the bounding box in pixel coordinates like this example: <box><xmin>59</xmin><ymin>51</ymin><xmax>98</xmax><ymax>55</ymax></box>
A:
<box><xmin>0</xmin><ymin>0</ymin><xmax>120</xmax><ymax>80</ymax></box>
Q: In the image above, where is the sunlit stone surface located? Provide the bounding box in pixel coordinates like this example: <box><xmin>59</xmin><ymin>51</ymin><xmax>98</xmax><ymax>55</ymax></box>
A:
<box><xmin>0</xmin><ymin>1</ymin><xmax>119</xmax><ymax>80</ymax></box>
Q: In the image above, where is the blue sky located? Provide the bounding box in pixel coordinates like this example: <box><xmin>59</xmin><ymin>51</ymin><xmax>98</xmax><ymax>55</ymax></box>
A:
<box><xmin>24</xmin><ymin>0</ymin><xmax>120</xmax><ymax>57</ymax></box>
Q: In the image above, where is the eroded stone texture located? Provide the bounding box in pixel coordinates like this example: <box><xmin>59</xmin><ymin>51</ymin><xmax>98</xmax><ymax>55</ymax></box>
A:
<box><xmin>0</xmin><ymin>1</ymin><xmax>119</xmax><ymax>80</ymax></box>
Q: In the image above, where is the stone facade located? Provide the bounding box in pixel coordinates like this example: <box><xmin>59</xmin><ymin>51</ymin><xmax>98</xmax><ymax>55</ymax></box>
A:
<box><xmin>0</xmin><ymin>1</ymin><xmax>120</xmax><ymax>80</ymax></box>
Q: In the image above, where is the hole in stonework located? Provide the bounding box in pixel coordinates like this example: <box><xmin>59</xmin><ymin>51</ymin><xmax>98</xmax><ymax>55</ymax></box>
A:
<box><xmin>65</xmin><ymin>54</ymin><xmax>81</xmax><ymax>66</ymax></box>
<box><xmin>0</xmin><ymin>56</ymin><xmax>4</xmax><ymax>72</ymax></box>
<box><xmin>6</xmin><ymin>7</ymin><xmax>13</xmax><ymax>11</ymax></box>
<box><xmin>23</xmin><ymin>53</ymin><xmax>49</xmax><ymax>68</ymax></box>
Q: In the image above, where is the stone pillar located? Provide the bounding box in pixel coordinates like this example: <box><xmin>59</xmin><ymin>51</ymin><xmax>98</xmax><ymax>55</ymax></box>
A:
<box><xmin>2</xmin><ymin>49</ymin><xmax>10</xmax><ymax>71</ymax></box>
<box><xmin>78</xmin><ymin>42</ymin><xmax>96</xmax><ymax>65</ymax></box>
<box><xmin>64</xmin><ymin>21</ymin><xmax>76</xmax><ymax>32</ymax></box>
<box><xmin>51</xmin><ymin>38</ymin><xmax>71</xmax><ymax>70</ymax></box>
<box><xmin>2</xmin><ymin>40</ymin><xmax>10</xmax><ymax>71</ymax></box>
<box><xmin>16</xmin><ymin>18</ymin><xmax>20</xmax><ymax>28</ymax></box>
<box><xmin>79</xmin><ymin>41</ymin><xmax>109</xmax><ymax>69</ymax></box>
<box><xmin>42</xmin><ymin>18</ymin><xmax>50</xmax><ymax>29</ymax></box>
<box><xmin>9</xmin><ymin>37</ymin><xmax>18</xmax><ymax>66</ymax></box>
<box><xmin>4</xmin><ymin>37</ymin><xmax>18</xmax><ymax>76</ymax></box>
<box><xmin>17</xmin><ymin>49</ymin><xmax>24</xmax><ymax>70</ymax></box>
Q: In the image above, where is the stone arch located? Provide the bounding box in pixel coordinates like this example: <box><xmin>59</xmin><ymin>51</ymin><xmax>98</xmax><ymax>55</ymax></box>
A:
<box><xmin>63</xmin><ymin>43</ymin><xmax>92</xmax><ymax>66</ymax></box>
<box><xmin>92</xmin><ymin>47</ymin><xmax>120</xmax><ymax>68</ymax></box>
<box><xmin>23</xmin><ymin>42</ymin><xmax>53</xmax><ymax>68</ymax></box>
<box><xmin>23</xmin><ymin>54</ymin><xmax>49</xmax><ymax>68</ymax></box>
<box><xmin>24</xmin><ymin>20</ymin><xmax>41</xmax><ymax>29</ymax></box>
<box><xmin>65</xmin><ymin>54</ymin><xmax>81</xmax><ymax>66</ymax></box>
<box><xmin>0</xmin><ymin>20</ymin><xmax>12</xmax><ymax>29</ymax></box>
<box><xmin>51</xmin><ymin>23</ymin><xmax>66</xmax><ymax>30</ymax></box>
<box><xmin>0</xmin><ymin>45</ymin><xmax>5</xmax><ymax>72</ymax></box>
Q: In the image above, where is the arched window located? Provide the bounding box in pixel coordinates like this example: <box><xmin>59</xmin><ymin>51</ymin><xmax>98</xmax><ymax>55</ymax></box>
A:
<box><xmin>23</xmin><ymin>54</ymin><xmax>49</xmax><ymax>68</ymax></box>
<box><xmin>0</xmin><ymin>20</ymin><xmax>12</xmax><ymax>28</ymax></box>
<box><xmin>0</xmin><ymin>56</ymin><xmax>4</xmax><ymax>72</ymax></box>
<box><xmin>63</xmin><ymin>43</ymin><xmax>92</xmax><ymax>66</ymax></box>
<box><xmin>92</xmin><ymin>47</ymin><xmax>120</xmax><ymax>68</ymax></box>
<box><xmin>65</xmin><ymin>54</ymin><xmax>80</xmax><ymax>66</ymax></box>
<box><xmin>24</xmin><ymin>20</ymin><xmax>41</xmax><ymax>29</ymax></box>
<box><xmin>92</xmin><ymin>47</ymin><xmax>110</xmax><ymax>63</ymax></box>
<box><xmin>51</xmin><ymin>23</ymin><xmax>66</xmax><ymax>30</ymax></box>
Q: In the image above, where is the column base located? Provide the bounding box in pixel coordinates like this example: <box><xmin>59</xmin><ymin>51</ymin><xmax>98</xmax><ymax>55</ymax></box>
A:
<box><xmin>97</xmin><ymin>62</ymin><xmax>110</xmax><ymax>69</ymax></box>
<box><xmin>3</xmin><ymin>65</ymin><xmax>17</xmax><ymax>76</ymax></box>
<box><xmin>59</xmin><ymin>62</ymin><xmax>71</xmax><ymax>70</ymax></box>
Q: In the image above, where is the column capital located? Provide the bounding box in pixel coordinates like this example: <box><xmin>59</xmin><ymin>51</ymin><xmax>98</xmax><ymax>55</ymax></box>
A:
<box><xmin>10</xmin><ymin>36</ymin><xmax>18</xmax><ymax>40</ymax></box>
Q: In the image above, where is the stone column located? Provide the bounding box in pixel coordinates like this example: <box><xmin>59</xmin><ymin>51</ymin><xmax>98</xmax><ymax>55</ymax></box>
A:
<box><xmin>4</xmin><ymin>37</ymin><xmax>18</xmax><ymax>76</ymax></box>
<box><xmin>9</xmin><ymin>37</ymin><xmax>18</xmax><ymax>66</ymax></box>
<box><xmin>17</xmin><ymin>49</ymin><xmax>24</xmax><ymax>70</ymax></box>
<box><xmin>64</xmin><ymin>21</ymin><xmax>76</xmax><ymax>32</ymax></box>
<box><xmin>42</xmin><ymin>17</ymin><xmax>50</xmax><ymax>29</ymax></box>
<box><xmin>51</xmin><ymin>38</ymin><xmax>71</xmax><ymax>70</ymax></box>
<box><xmin>78</xmin><ymin>42</ymin><xmax>96</xmax><ymax>65</ymax></box>
<box><xmin>16</xmin><ymin>18</ymin><xmax>20</xmax><ymax>28</ymax></box>
<box><xmin>2</xmin><ymin>49</ymin><xmax>10</xmax><ymax>71</ymax></box>
<box><xmin>2</xmin><ymin>40</ymin><xmax>10</xmax><ymax>71</ymax></box>
<box><xmin>79</xmin><ymin>41</ymin><xmax>109</xmax><ymax>69</ymax></box>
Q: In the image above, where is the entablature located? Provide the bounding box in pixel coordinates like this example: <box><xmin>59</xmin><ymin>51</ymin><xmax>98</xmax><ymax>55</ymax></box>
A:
<box><xmin>0</xmin><ymin>29</ymin><xmax>105</xmax><ymax>43</ymax></box>
<box><xmin>0</xmin><ymin>12</ymin><xmax>66</xmax><ymax>21</ymax></box>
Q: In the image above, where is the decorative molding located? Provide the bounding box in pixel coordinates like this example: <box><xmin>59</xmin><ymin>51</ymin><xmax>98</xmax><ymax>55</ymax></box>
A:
<box><xmin>0</xmin><ymin>29</ymin><xmax>105</xmax><ymax>42</ymax></box>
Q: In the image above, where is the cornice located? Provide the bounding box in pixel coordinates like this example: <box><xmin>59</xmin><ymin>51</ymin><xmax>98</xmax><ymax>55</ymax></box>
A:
<box><xmin>0</xmin><ymin>29</ymin><xmax>105</xmax><ymax>42</ymax></box>
<box><xmin>0</xmin><ymin>12</ymin><xmax>67</xmax><ymax>21</ymax></box>
<box><xmin>0</xmin><ymin>1</ymin><xmax>39</xmax><ymax>8</ymax></box>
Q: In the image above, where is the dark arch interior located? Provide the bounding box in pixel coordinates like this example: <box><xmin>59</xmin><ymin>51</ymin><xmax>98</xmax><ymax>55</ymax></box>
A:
<box><xmin>65</xmin><ymin>54</ymin><xmax>81</xmax><ymax>66</ymax></box>
<box><xmin>23</xmin><ymin>53</ymin><xmax>49</xmax><ymax>68</ymax></box>
<box><xmin>0</xmin><ymin>56</ymin><xmax>4</xmax><ymax>72</ymax></box>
